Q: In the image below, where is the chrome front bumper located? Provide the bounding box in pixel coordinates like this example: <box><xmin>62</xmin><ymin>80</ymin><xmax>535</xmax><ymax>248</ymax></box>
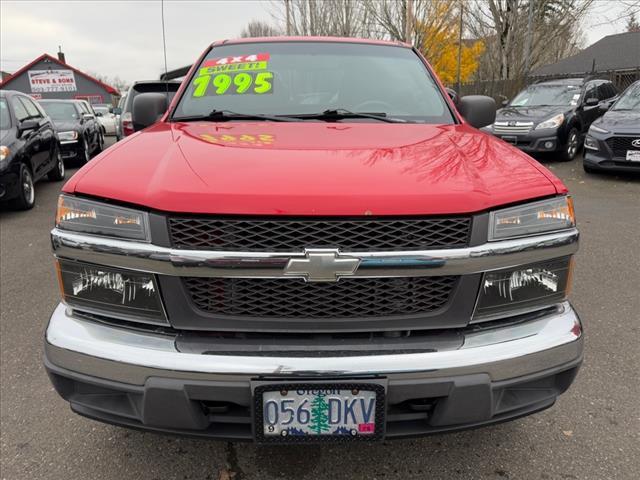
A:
<box><xmin>46</xmin><ymin>302</ymin><xmax>583</xmax><ymax>386</ymax></box>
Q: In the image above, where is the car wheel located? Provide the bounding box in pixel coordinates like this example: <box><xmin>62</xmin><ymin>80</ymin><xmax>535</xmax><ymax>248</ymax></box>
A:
<box><xmin>94</xmin><ymin>132</ymin><xmax>104</xmax><ymax>155</ymax></box>
<box><xmin>560</xmin><ymin>128</ymin><xmax>579</xmax><ymax>161</ymax></box>
<box><xmin>10</xmin><ymin>163</ymin><xmax>36</xmax><ymax>210</ymax></box>
<box><xmin>48</xmin><ymin>143</ymin><xmax>65</xmax><ymax>181</ymax></box>
<box><xmin>82</xmin><ymin>137</ymin><xmax>91</xmax><ymax>164</ymax></box>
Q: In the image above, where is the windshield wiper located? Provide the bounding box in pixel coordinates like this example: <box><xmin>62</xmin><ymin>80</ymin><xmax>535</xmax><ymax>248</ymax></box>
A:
<box><xmin>285</xmin><ymin>108</ymin><xmax>407</xmax><ymax>123</ymax></box>
<box><xmin>172</xmin><ymin>109</ymin><xmax>298</xmax><ymax>122</ymax></box>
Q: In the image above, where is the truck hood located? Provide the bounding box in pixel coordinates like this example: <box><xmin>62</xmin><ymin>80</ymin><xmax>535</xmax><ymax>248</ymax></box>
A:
<box><xmin>66</xmin><ymin>122</ymin><xmax>562</xmax><ymax>216</ymax></box>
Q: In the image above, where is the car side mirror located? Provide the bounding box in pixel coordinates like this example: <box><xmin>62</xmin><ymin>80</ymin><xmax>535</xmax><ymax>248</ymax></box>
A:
<box><xmin>18</xmin><ymin>118</ymin><xmax>39</xmax><ymax>136</ymax></box>
<box><xmin>458</xmin><ymin>95</ymin><xmax>496</xmax><ymax>129</ymax></box>
<box><xmin>584</xmin><ymin>97</ymin><xmax>599</xmax><ymax>107</ymax></box>
<box><xmin>132</xmin><ymin>93</ymin><xmax>168</xmax><ymax>131</ymax></box>
<box><xmin>445</xmin><ymin>88</ymin><xmax>459</xmax><ymax>105</ymax></box>
<box><xmin>598</xmin><ymin>102</ymin><xmax>611</xmax><ymax>113</ymax></box>
<box><xmin>95</xmin><ymin>112</ymin><xmax>103</xmax><ymax>117</ymax></box>
<box><xmin>501</xmin><ymin>99</ymin><xmax>509</xmax><ymax>107</ymax></box>
<box><xmin>112</xmin><ymin>107</ymin><xmax>122</xmax><ymax>115</ymax></box>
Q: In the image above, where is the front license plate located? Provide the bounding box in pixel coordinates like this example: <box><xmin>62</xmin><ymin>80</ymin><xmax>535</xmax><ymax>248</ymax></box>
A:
<box><xmin>626</xmin><ymin>150</ymin><xmax>640</xmax><ymax>162</ymax></box>
<box><xmin>502</xmin><ymin>135</ymin><xmax>518</xmax><ymax>145</ymax></box>
<box><xmin>254</xmin><ymin>383</ymin><xmax>385</xmax><ymax>443</ymax></box>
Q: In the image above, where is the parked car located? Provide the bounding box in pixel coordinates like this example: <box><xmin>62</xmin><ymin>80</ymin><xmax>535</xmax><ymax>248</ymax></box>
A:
<box><xmin>583</xmin><ymin>80</ymin><xmax>640</xmax><ymax>173</ymax></box>
<box><xmin>0</xmin><ymin>90</ymin><xmax>64</xmax><ymax>210</ymax></box>
<box><xmin>39</xmin><ymin>99</ymin><xmax>103</xmax><ymax>164</ymax></box>
<box><xmin>114</xmin><ymin>95</ymin><xmax>126</xmax><ymax>140</ymax></box>
<box><xmin>118</xmin><ymin>81</ymin><xmax>180</xmax><ymax>138</ymax></box>
<box><xmin>93</xmin><ymin>105</ymin><xmax>118</xmax><ymax>136</ymax></box>
<box><xmin>46</xmin><ymin>38</ymin><xmax>582</xmax><ymax>443</ymax></box>
<box><xmin>484</xmin><ymin>78</ymin><xmax>618</xmax><ymax>160</ymax></box>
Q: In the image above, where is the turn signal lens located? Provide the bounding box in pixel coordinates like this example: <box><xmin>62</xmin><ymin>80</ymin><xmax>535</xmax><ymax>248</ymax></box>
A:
<box><xmin>56</xmin><ymin>259</ymin><xmax>166</xmax><ymax>324</ymax></box>
<box><xmin>55</xmin><ymin>195</ymin><xmax>149</xmax><ymax>241</ymax></box>
<box><xmin>473</xmin><ymin>257</ymin><xmax>573</xmax><ymax>321</ymax></box>
<box><xmin>490</xmin><ymin>196</ymin><xmax>575</xmax><ymax>241</ymax></box>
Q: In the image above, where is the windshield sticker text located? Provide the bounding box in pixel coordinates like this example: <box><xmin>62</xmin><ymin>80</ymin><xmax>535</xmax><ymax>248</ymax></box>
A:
<box><xmin>192</xmin><ymin>53</ymin><xmax>273</xmax><ymax>97</ymax></box>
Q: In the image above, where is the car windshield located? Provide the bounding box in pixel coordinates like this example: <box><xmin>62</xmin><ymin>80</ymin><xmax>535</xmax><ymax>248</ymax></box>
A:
<box><xmin>172</xmin><ymin>41</ymin><xmax>454</xmax><ymax>124</ymax></box>
<box><xmin>611</xmin><ymin>82</ymin><xmax>640</xmax><ymax>111</ymax></box>
<box><xmin>40</xmin><ymin>102</ymin><xmax>78</xmax><ymax>121</ymax></box>
<box><xmin>510</xmin><ymin>85</ymin><xmax>582</xmax><ymax>107</ymax></box>
<box><xmin>0</xmin><ymin>98</ymin><xmax>10</xmax><ymax>129</ymax></box>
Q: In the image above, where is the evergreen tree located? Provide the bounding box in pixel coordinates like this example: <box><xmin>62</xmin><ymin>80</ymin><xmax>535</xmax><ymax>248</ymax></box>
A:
<box><xmin>309</xmin><ymin>394</ymin><xmax>330</xmax><ymax>434</ymax></box>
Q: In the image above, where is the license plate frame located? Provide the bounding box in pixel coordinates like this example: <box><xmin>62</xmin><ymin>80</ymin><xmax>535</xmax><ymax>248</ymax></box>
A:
<box><xmin>501</xmin><ymin>135</ymin><xmax>518</xmax><ymax>145</ymax></box>
<box><xmin>252</xmin><ymin>381</ymin><xmax>386</xmax><ymax>444</ymax></box>
<box><xmin>626</xmin><ymin>150</ymin><xmax>640</xmax><ymax>162</ymax></box>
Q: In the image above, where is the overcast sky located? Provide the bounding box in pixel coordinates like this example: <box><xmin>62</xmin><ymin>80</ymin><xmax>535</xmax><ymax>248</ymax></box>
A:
<box><xmin>0</xmin><ymin>0</ymin><xmax>633</xmax><ymax>89</ymax></box>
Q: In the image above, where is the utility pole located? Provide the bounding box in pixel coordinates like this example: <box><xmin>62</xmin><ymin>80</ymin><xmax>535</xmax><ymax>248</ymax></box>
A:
<box><xmin>285</xmin><ymin>0</ymin><xmax>291</xmax><ymax>35</ymax></box>
<box><xmin>405</xmin><ymin>0</ymin><xmax>414</xmax><ymax>44</ymax></box>
<box><xmin>456</xmin><ymin>2</ymin><xmax>464</xmax><ymax>92</ymax></box>
<box><xmin>523</xmin><ymin>0</ymin><xmax>534</xmax><ymax>79</ymax></box>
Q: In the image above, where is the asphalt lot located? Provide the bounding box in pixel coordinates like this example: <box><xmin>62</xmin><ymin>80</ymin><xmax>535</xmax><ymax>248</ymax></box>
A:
<box><xmin>1</xmin><ymin>136</ymin><xmax>639</xmax><ymax>480</ymax></box>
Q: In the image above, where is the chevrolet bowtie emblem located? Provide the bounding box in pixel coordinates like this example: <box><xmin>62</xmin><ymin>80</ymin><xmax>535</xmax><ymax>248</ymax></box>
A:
<box><xmin>283</xmin><ymin>249</ymin><xmax>361</xmax><ymax>282</ymax></box>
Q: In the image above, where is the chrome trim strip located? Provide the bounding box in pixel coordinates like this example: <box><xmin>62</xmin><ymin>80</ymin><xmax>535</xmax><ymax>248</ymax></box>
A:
<box><xmin>51</xmin><ymin>228</ymin><xmax>579</xmax><ymax>278</ymax></box>
<box><xmin>45</xmin><ymin>302</ymin><xmax>583</xmax><ymax>385</ymax></box>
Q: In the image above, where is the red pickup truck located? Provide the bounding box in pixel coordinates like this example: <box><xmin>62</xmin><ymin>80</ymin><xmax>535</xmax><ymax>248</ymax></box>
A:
<box><xmin>46</xmin><ymin>37</ymin><xmax>582</xmax><ymax>442</ymax></box>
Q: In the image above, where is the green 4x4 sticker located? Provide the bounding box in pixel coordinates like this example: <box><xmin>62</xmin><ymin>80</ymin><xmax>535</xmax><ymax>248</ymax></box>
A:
<box><xmin>192</xmin><ymin>53</ymin><xmax>273</xmax><ymax>97</ymax></box>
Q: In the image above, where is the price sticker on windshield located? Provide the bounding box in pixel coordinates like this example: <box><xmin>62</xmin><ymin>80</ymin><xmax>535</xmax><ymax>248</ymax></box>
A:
<box><xmin>191</xmin><ymin>53</ymin><xmax>273</xmax><ymax>97</ymax></box>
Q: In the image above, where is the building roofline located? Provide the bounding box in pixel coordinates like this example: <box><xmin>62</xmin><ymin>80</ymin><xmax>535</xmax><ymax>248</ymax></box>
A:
<box><xmin>0</xmin><ymin>53</ymin><xmax>119</xmax><ymax>95</ymax></box>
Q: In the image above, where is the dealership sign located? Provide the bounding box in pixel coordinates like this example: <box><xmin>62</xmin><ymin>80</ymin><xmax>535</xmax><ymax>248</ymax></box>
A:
<box><xmin>28</xmin><ymin>69</ymin><xmax>77</xmax><ymax>92</ymax></box>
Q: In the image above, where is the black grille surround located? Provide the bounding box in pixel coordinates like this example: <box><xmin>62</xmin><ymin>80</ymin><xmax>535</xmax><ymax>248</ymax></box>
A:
<box><xmin>168</xmin><ymin>216</ymin><xmax>472</xmax><ymax>251</ymax></box>
<box><xmin>606</xmin><ymin>136</ymin><xmax>640</xmax><ymax>157</ymax></box>
<box><xmin>183</xmin><ymin>276</ymin><xmax>458</xmax><ymax>319</ymax></box>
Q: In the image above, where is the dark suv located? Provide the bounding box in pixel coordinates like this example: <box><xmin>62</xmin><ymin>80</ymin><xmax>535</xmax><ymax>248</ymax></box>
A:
<box><xmin>484</xmin><ymin>78</ymin><xmax>617</xmax><ymax>160</ymax></box>
<box><xmin>583</xmin><ymin>80</ymin><xmax>640</xmax><ymax>173</ymax></box>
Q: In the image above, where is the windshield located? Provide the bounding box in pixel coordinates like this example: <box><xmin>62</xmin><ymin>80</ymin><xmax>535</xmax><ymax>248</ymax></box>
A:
<box><xmin>510</xmin><ymin>85</ymin><xmax>582</xmax><ymax>107</ymax></box>
<box><xmin>0</xmin><ymin>99</ymin><xmax>10</xmax><ymax>129</ymax></box>
<box><xmin>612</xmin><ymin>82</ymin><xmax>640</xmax><ymax>111</ymax></box>
<box><xmin>40</xmin><ymin>102</ymin><xmax>79</xmax><ymax>121</ymax></box>
<box><xmin>172</xmin><ymin>42</ymin><xmax>453</xmax><ymax>123</ymax></box>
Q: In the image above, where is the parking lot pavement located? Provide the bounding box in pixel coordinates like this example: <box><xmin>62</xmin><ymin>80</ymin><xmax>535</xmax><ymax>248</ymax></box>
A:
<box><xmin>1</xmin><ymin>141</ymin><xmax>639</xmax><ymax>480</ymax></box>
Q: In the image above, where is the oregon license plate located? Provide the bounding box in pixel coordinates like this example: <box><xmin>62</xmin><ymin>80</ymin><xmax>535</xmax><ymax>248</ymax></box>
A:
<box><xmin>254</xmin><ymin>383</ymin><xmax>385</xmax><ymax>443</ymax></box>
<box><xmin>626</xmin><ymin>150</ymin><xmax>640</xmax><ymax>162</ymax></box>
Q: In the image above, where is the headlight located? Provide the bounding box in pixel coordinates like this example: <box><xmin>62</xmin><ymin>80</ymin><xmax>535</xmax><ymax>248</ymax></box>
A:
<box><xmin>473</xmin><ymin>257</ymin><xmax>573</xmax><ymax>321</ymax></box>
<box><xmin>584</xmin><ymin>135</ymin><xmax>599</xmax><ymax>151</ymax></box>
<box><xmin>56</xmin><ymin>195</ymin><xmax>150</xmax><ymax>241</ymax></box>
<box><xmin>0</xmin><ymin>145</ymin><xmax>9</xmax><ymax>161</ymax></box>
<box><xmin>535</xmin><ymin>113</ymin><xmax>565</xmax><ymax>130</ymax></box>
<box><xmin>56</xmin><ymin>259</ymin><xmax>166</xmax><ymax>324</ymax></box>
<box><xmin>58</xmin><ymin>130</ymin><xmax>79</xmax><ymax>141</ymax></box>
<box><xmin>489</xmin><ymin>196</ymin><xmax>575</xmax><ymax>241</ymax></box>
<box><xmin>589</xmin><ymin>124</ymin><xmax>609</xmax><ymax>134</ymax></box>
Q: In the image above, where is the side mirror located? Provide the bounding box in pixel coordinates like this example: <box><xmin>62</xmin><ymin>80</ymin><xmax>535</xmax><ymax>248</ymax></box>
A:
<box><xmin>445</xmin><ymin>88</ymin><xmax>459</xmax><ymax>105</ymax></box>
<box><xmin>18</xmin><ymin>118</ymin><xmax>39</xmax><ymax>135</ymax></box>
<box><xmin>95</xmin><ymin>112</ymin><xmax>103</xmax><ymax>117</ymax></box>
<box><xmin>584</xmin><ymin>97</ymin><xmax>599</xmax><ymax>107</ymax></box>
<box><xmin>112</xmin><ymin>107</ymin><xmax>122</xmax><ymax>116</ymax></box>
<box><xmin>599</xmin><ymin>102</ymin><xmax>611</xmax><ymax>113</ymax></box>
<box><xmin>458</xmin><ymin>95</ymin><xmax>496</xmax><ymax>129</ymax></box>
<box><xmin>132</xmin><ymin>93</ymin><xmax>168</xmax><ymax>131</ymax></box>
<box><xmin>501</xmin><ymin>99</ymin><xmax>509</xmax><ymax>107</ymax></box>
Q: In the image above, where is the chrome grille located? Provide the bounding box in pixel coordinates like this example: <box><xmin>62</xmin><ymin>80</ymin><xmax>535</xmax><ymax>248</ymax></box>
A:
<box><xmin>183</xmin><ymin>276</ymin><xmax>458</xmax><ymax>319</ymax></box>
<box><xmin>168</xmin><ymin>217</ymin><xmax>472</xmax><ymax>252</ymax></box>
<box><xmin>493</xmin><ymin>122</ymin><xmax>534</xmax><ymax>135</ymax></box>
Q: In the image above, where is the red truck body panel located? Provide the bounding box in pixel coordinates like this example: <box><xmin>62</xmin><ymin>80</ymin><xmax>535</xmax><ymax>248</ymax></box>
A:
<box><xmin>64</xmin><ymin>121</ymin><xmax>563</xmax><ymax>216</ymax></box>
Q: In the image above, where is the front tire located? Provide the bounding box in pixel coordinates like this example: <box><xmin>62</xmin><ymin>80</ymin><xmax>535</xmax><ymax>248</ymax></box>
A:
<box><xmin>48</xmin><ymin>144</ymin><xmax>65</xmax><ymax>181</ymax></box>
<box><xmin>10</xmin><ymin>163</ymin><xmax>35</xmax><ymax>210</ymax></box>
<box><xmin>560</xmin><ymin>128</ymin><xmax>579</xmax><ymax>161</ymax></box>
<box><xmin>81</xmin><ymin>137</ymin><xmax>91</xmax><ymax>164</ymax></box>
<box><xmin>94</xmin><ymin>131</ymin><xmax>104</xmax><ymax>155</ymax></box>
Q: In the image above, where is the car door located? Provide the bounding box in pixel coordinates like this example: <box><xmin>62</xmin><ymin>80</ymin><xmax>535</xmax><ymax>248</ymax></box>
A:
<box><xmin>20</xmin><ymin>96</ymin><xmax>55</xmax><ymax>178</ymax></box>
<box><xmin>579</xmin><ymin>83</ymin><xmax>600</xmax><ymax>133</ymax></box>
<box><xmin>11</xmin><ymin>97</ymin><xmax>42</xmax><ymax>178</ymax></box>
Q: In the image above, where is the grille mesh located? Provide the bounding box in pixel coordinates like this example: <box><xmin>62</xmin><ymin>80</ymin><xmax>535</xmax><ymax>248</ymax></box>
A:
<box><xmin>169</xmin><ymin>217</ymin><xmax>471</xmax><ymax>251</ymax></box>
<box><xmin>606</xmin><ymin>137</ymin><xmax>640</xmax><ymax>157</ymax></box>
<box><xmin>183</xmin><ymin>276</ymin><xmax>457</xmax><ymax>319</ymax></box>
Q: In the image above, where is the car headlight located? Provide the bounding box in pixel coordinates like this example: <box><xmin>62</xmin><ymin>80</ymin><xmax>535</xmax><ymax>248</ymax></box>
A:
<box><xmin>489</xmin><ymin>196</ymin><xmax>575</xmax><ymax>241</ymax></box>
<box><xmin>584</xmin><ymin>135</ymin><xmax>599</xmax><ymax>151</ymax></box>
<box><xmin>535</xmin><ymin>113</ymin><xmax>565</xmax><ymax>130</ymax></box>
<box><xmin>56</xmin><ymin>195</ymin><xmax>150</xmax><ymax>241</ymax></box>
<box><xmin>0</xmin><ymin>145</ymin><xmax>9</xmax><ymax>161</ymax></box>
<box><xmin>473</xmin><ymin>257</ymin><xmax>573</xmax><ymax>321</ymax></box>
<box><xmin>58</xmin><ymin>130</ymin><xmax>79</xmax><ymax>141</ymax></box>
<box><xmin>589</xmin><ymin>124</ymin><xmax>609</xmax><ymax>134</ymax></box>
<box><xmin>56</xmin><ymin>259</ymin><xmax>166</xmax><ymax>324</ymax></box>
